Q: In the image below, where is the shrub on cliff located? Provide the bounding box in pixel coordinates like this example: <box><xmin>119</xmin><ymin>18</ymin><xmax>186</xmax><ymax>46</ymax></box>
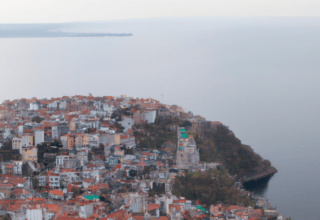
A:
<box><xmin>172</xmin><ymin>170</ymin><xmax>254</xmax><ymax>207</ymax></box>
<box><xmin>196</xmin><ymin>124</ymin><xmax>263</xmax><ymax>175</ymax></box>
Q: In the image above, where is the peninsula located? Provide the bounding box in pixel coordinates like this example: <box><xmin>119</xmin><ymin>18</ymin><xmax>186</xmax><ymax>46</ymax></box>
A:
<box><xmin>0</xmin><ymin>95</ymin><xmax>283</xmax><ymax>220</ymax></box>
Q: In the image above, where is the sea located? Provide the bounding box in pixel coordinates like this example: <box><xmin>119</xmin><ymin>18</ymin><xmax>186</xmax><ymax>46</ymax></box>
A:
<box><xmin>1</xmin><ymin>17</ymin><xmax>320</xmax><ymax>219</ymax></box>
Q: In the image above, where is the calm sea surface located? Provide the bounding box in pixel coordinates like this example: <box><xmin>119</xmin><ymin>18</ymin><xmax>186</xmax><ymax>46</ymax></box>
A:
<box><xmin>1</xmin><ymin>17</ymin><xmax>320</xmax><ymax>219</ymax></box>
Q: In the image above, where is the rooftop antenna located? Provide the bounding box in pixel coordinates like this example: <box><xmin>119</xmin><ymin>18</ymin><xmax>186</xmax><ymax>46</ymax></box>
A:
<box><xmin>161</xmin><ymin>94</ymin><xmax>163</xmax><ymax>104</ymax></box>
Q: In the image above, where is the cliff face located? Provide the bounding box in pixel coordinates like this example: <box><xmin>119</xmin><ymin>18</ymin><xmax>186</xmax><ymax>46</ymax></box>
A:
<box><xmin>190</xmin><ymin>122</ymin><xmax>277</xmax><ymax>182</ymax></box>
<box><xmin>133</xmin><ymin>114</ymin><xmax>277</xmax><ymax>183</ymax></box>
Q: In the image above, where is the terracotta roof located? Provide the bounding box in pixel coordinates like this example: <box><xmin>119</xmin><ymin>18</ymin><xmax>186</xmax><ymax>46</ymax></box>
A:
<box><xmin>60</xmin><ymin>169</ymin><xmax>76</xmax><ymax>173</ymax></box>
<box><xmin>49</xmin><ymin>189</ymin><xmax>63</xmax><ymax>196</ymax></box>
<box><xmin>173</xmin><ymin>199</ymin><xmax>186</xmax><ymax>203</ymax></box>
<box><xmin>132</xmin><ymin>216</ymin><xmax>144</xmax><ymax>220</ymax></box>
<box><xmin>83</xmin><ymin>179</ymin><xmax>94</xmax><ymax>183</ymax></box>
<box><xmin>112</xmin><ymin>163</ymin><xmax>121</xmax><ymax>171</ymax></box>
<box><xmin>100</xmin><ymin>210</ymin><xmax>129</xmax><ymax>220</ymax></box>
<box><xmin>227</xmin><ymin>205</ymin><xmax>243</xmax><ymax>211</ymax></box>
<box><xmin>157</xmin><ymin>217</ymin><xmax>168</xmax><ymax>220</ymax></box>
<box><xmin>56</xmin><ymin>217</ymin><xmax>85</xmax><ymax>220</ymax></box>
<box><xmin>0</xmin><ymin>184</ymin><xmax>14</xmax><ymax>188</ymax></box>
<box><xmin>147</xmin><ymin>204</ymin><xmax>160</xmax><ymax>211</ymax></box>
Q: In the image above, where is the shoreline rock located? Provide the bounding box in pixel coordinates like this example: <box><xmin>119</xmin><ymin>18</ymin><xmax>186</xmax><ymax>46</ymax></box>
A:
<box><xmin>241</xmin><ymin>166</ymin><xmax>278</xmax><ymax>183</ymax></box>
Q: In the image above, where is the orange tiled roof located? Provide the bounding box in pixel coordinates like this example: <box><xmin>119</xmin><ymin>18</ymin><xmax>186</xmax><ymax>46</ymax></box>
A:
<box><xmin>49</xmin><ymin>189</ymin><xmax>63</xmax><ymax>196</ymax></box>
<box><xmin>173</xmin><ymin>199</ymin><xmax>186</xmax><ymax>203</ymax></box>
<box><xmin>112</xmin><ymin>163</ymin><xmax>121</xmax><ymax>171</ymax></box>
<box><xmin>56</xmin><ymin>217</ymin><xmax>85</xmax><ymax>220</ymax></box>
<box><xmin>147</xmin><ymin>204</ymin><xmax>160</xmax><ymax>211</ymax></box>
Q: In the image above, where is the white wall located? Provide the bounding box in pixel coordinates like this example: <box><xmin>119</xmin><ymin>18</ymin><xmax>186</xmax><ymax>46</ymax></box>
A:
<box><xmin>26</xmin><ymin>209</ymin><xmax>43</xmax><ymax>220</ymax></box>
<box><xmin>35</xmin><ymin>130</ymin><xmax>44</xmax><ymax>146</ymax></box>
<box><xmin>29</xmin><ymin>102</ymin><xmax>40</xmax><ymax>111</ymax></box>
<box><xmin>144</xmin><ymin>110</ymin><xmax>157</xmax><ymax>124</ymax></box>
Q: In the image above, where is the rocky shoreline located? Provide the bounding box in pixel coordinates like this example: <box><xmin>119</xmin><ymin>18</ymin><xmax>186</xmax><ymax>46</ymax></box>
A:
<box><xmin>241</xmin><ymin>166</ymin><xmax>278</xmax><ymax>183</ymax></box>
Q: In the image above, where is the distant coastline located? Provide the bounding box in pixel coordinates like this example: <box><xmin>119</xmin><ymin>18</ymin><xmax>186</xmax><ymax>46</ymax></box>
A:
<box><xmin>0</xmin><ymin>32</ymin><xmax>133</xmax><ymax>38</ymax></box>
<box><xmin>0</xmin><ymin>23</ymin><xmax>132</xmax><ymax>38</ymax></box>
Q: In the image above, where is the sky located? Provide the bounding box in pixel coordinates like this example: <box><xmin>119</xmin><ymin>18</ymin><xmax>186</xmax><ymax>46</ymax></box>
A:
<box><xmin>1</xmin><ymin>0</ymin><xmax>320</xmax><ymax>23</ymax></box>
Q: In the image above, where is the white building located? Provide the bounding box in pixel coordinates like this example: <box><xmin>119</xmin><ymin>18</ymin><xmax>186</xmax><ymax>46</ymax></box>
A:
<box><xmin>144</xmin><ymin>110</ymin><xmax>157</xmax><ymax>124</ymax></box>
<box><xmin>17</xmin><ymin>125</ymin><xmax>24</xmax><ymax>135</ymax></box>
<box><xmin>13</xmin><ymin>161</ymin><xmax>22</xmax><ymax>175</ymax></box>
<box><xmin>3</xmin><ymin>127</ymin><xmax>11</xmax><ymax>139</ymax></box>
<box><xmin>48</xmin><ymin>173</ymin><xmax>60</xmax><ymax>189</ymax></box>
<box><xmin>12</xmin><ymin>137</ymin><xmax>23</xmax><ymax>153</ymax></box>
<box><xmin>26</xmin><ymin>209</ymin><xmax>43</xmax><ymax>220</ymax></box>
<box><xmin>119</xmin><ymin>116</ymin><xmax>134</xmax><ymax>133</ymax></box>
<box><xmin>34</xmin><ymin>130</ymin><xmax>44</xmax><ymax>146</ymax></box>
<box><xmin>103</xmin><ymin>104</ymin><xmax>115</xmax><ymax>116</ymax></box>
<box><xmin>28</xmin><ymin>102</ymin><xmax>40</xmax><ymax>111</ymax></box>
<box><xmin>79</xmin><ymin>204</ymin><xmax>93</xmax><ymax>218</ymax></box>
<box><xmin>56</xmin><ymin>155</ymin><xmax>67</xmax><ymax>170</ymax></box>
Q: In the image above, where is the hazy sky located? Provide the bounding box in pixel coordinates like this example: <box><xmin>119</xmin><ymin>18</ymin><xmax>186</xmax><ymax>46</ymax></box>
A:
<box><xmin>1</xmin><ymin>0</ymin><xmax>320</xmax><ymax>23</ymax></box>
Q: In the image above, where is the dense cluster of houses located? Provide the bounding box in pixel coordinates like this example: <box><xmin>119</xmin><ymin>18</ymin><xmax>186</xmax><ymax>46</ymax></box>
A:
<box><xmin>0</xmin><ymin>94</ymin><xmax>284</xmax><ymax>220</ymax></box>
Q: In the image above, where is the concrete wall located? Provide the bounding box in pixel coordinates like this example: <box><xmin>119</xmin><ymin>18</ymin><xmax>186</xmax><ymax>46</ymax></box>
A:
<box><xmin>119</xmin><ymin>117</ymin><xmax>134</xmax><ymax>133</ymax></box>
<box><xmin>26</xmin><ymin>209</ymin><xmax>43</xmax><ymax>220</ymax></box>
<box><xmin>144</xmin><ymin>110</ymin><xmax>157</xmax><ymax>124</ymax></box>
<box><xmin>52</xmin><ymin>126</ymin><xmax>59</xmax><ymax>140</ymax></box>
<box><xmin>35</xmin><ymin>130</ymin><xmax>44</xmax><ymax>146</ymax></box>
<box><xmin>29</xmin><ymin>102</ymin><xmax>40</xmax><ymax>111</ymax></box>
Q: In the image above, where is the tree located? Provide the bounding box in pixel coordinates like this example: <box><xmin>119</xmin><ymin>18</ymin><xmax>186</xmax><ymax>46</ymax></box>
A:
<box><xmin>0</xmin><ymin>214</ymin><xmax>12</xmax><ymax>220</ymax></box>
<box><xmin>71</xmin><ymin>187</ymin><xmax>81</xmax><ymax>199</ymax></box>
<box><xmin>263</xmin><ymin>160</ymin><xmax>271</xmax><ymax>168</ymax></box>
<box><xmin>37</xmin><ymin>142</ymin><xmax>59</xmax><ymax>166</ymax></box>
<box><xmin>99</xmin><ymin>195</ymin><xmax>106</xmax><ymax>202</ymax></box>
<box><xmin>172</xmin><ymin>170</ymin><xmax>255</xmax><ymax>207</ymax></box>
<box><xmin>142</xmin><ymin>166</ymin><xmax>153</xmax><ymax>175</ymax></box>
<box><xmin>32</xmin><ymin>116</ymin><xmax>44</xmax><ymax>123</ymax></box>
<box><xmin>22</xmin><ymin>163</ymin><xmax>32</xmax><ymax>177</ymax></box>
<box><xmin>129</xmin><ymin>169</ymin><xmax>137</xmax><ymax>177</ymax></box>
<box><xmin>31</xmin><ymin>177</ymin><xmax>39</xmax><ymax>190</ymax></box>
<box><xmin>88</xmin><ymin>152</ymin><xmax>93</xmax><ymax>161</ymax></box>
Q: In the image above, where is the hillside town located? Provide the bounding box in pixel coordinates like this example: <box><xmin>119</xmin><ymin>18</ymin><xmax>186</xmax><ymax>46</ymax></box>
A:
<box><xmin>0</xmin><ymin>94</ymin><xmax>284</xmax><ymax>220</ymax></box>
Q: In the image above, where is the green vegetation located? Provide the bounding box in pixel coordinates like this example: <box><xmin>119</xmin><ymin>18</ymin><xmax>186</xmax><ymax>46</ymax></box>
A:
<box><xmin>0</xmin><ymin>214</ymin><xmax>12</xmax><ymax>220</ymax></box>
<box><xmin>32</xmin><ymin>116</ymin><xmax>44</xmax><ymax>123</ymax></box>
<box><xmin>195</xmin><ymin>125</ymin><xmax>259</xmax><ymax>175</ymax></box>
<box><xmin>114</xmin><ymin>122</ymin><xmax>124</xmax><ymax>133</ymax></box>
<box><xmin>149</xmin><ymin>183</ymin><xmax>165</xmax><ymax>197</ymax></box>
<box><xmin>132</xmin><ymin>115</ymin><xmax>273</xmax><ymax>206</ymax></box>
<box><xmin>37</xmin><ymin>140</ymin><xmax>62</xmax><ymax>165</ymax></box>
<box><xmin>88</xmin><ymin>152</ymin><xmax>93</xmax><ymax>161</ymax></box>
<box><xmin>133</xmin><ymin>117</ymin><xmax>188</xmax><ymax>149</ymax></box>
<box><xmin>0</xmin><ymin>141</ymin><xmax>14</xmax><ymax>161</ymax></box>
<box><xmin>142</xmin><ymin>165</ymin><xmax>156</xmax><ymax>175</ymax></box>
<box><xmin>172</xmin><ymin>170</ymin><xmax>255</xmax><ymax>207</ymax></box>
<box><xmin>31</xmin><ymin>177</ymin><xmax>40</xmax><ymax>189</ymax></box>
<box><xmin>195</xmin><ymin>124</ymin><xmax>273</xmax><ymax>176</ymax></box>
<box><xmin>22</xmin><ymin>162</ymin><xmax>34</xmax><ymax>177</ymax></box>
<box><xmin>133</xmin><ymin>115</ymin><xmax>271</xmax><ymax>177</ymax></box>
